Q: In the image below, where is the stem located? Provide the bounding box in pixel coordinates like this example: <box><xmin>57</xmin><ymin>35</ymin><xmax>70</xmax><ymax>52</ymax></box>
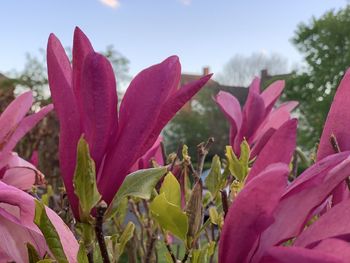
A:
<box><xmin>196</xmin><ymin>137</ymin><xmax>214</xmax><ymax>177</ymax></box>
<box><xmin>87</xmin><ymin>250</ymin><xmax>94</xmax><ymax>263</ymax></box>
<box><xmin>181</xmin><ymin>251</ymin><xmax>190</xmax><ymax>263</ymax></box>
<box><xmin>145</xmin><ymin>229</ymin><xmax>157</xmax><ymax>263</ymax></box>
<box><xmin>220</xmin><ymin>190</ymin><xmax>229</xmax><ymax>219</ymax></box>
<box><xmin>95</xmin><ymin>203</ymin><xmax>110</xmax><ymax>263</ymax></box>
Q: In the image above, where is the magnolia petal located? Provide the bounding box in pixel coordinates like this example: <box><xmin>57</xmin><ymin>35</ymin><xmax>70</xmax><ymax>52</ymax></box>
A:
<box><xmin>47</xmin><ymin>33</ymin><xmax>81</xmax><ymax>216</ymax></box>
<box><xmin>260</xmin><ymin>246</ymin><xmax>342</xmax><ymax>263</ymax></box>
<box><xmin>250</xmin><ymin>128</ymin><xmax>275</xmax><ymax>158</ymax></box>
<box><xmin>215</xmin><ymin>91</ymin><xmax>242</xmax><ymax>147</ymax></box>
<box><xmin>246</xmin><ymin>119</ymin><xmax>297</xmax><ymax>183</ymax></box>
<box><xmin>219</xmin><ymin>163</ymin><xmax>289</xmax><ymax>263</ymax></box>
<box><xmin>100</xmin><ymin>56</ymin><xmax>181</xmax><ymax>203</ymax></box>
<box><xmin>2</xmin><ymin>104</ymin><xmax>53</xmax><ymax>154</ymax></box>
<box><xmin>261</xmin><ymin>80</ymin><xmax>285</xmax><ymax>115</ymax></box>
<box><xmin>317</xmin><ymin>68</ymin><xmax>350</xmax><ymax>160</ymax></box>
<box><xmin>252</xmin><ymin>153</ymin><xmax>350</xmax><ymax>262</ymax></box>
<box><xmin>81</xmin><ymin>52</ymin><xmax>118</xmax><ymax>172</ymax></box>
<box><xmin>1</xmin><ymin>153</ymin><xmax>44</xmax><ymax>190</ymax></box>
<box><xmin>312</xmin><ymin>238</ymin><xmax>350</xmax><ymax>262</ymax></box>
<box><xmin>294</xmin><ymin>199</ymin><xmax>350</xmax><ymax>248</ymax></box>
<box><xmin>133</xmin><ymin>136</ymin><xmax>164</xmax><ymax>171</ymax></box>
<box><xmin>0</xmin><ymin>91</ymin><xmax>33</xmax><ymax>145</ymax></box>
<box><xmin>72</xmin><ymin>26</ymin><xmax>94</xmax><ymax>113</ymax></box>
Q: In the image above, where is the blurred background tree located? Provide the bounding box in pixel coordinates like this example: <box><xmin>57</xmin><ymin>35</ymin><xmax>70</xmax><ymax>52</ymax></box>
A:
<box><xmin>284</xmin><ymin>5</ymin><xmax>350</xmax><ymax>151</ymax></box>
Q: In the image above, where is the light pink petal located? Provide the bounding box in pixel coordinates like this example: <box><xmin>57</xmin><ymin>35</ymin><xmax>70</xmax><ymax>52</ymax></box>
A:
<box><xmin>278</xmin><ymin>101</ymin><xmax>299</xmax><ymax>112</ymax></box>
<box><xmin>215</xmin><ymin>91</ymin><xmax>242</xmax><ymax>147</ymax></box>
<box><xmin>0</xmin><ymin>91</ymin><xmax>33</xmax><ymax>145</ymax></box>
<box><xmin>81</xmin><ymin>52</ymin><xmax>118</xmax><ymax>172</ymax></box>
<box><xmin>2</xmin><ymin>104</ymin><xmax>53</xmax><ymax>154</ymax></box>
<box><xmin>47</xmin><ymin>33</ymin><xmax>81</xmax><ymax>217</ymax></box>
<box><xmin>260</xmin><ymin>80</ymin><xmax>285</xmax><ymax>114</ymax></box>
<box><xmin>252</xmin><ymin>153</ymin><xmax>350</xmax><ymax>262</ymax></box>
<box><xmin>246</xmin><ymin>119</ymin><xmax>297</xmax><ymax>183</ymax></box>
<box><xmin>317</xmin><ymin>68</ymin><xmax>350</xmax><ymax>160</ymax></box>
<box><xmin>72</xmin><ymin>27</ymin><xmax>94</xmax><ymax>117</ymax></box>
<box><xmin>260</xmin><ymin>246</ymin><xmax>342</xmax><ymax>263</ymax></box>
<box><xmin>219</xmin><ymin>163</ymin><xmax>289</xmax><ymax>263</ymax></box>
<box><xmin>1</xmin><ymin>153</ymin><xmax>44</xmax><ymax>190</ymax></box>
<box><xmin>100</xmin><ymin>56</ymin><xmax>181</xmax><ymax>203</ymax></box>
<box><xmin>294</xmin><ymin>199</ymin><xmax>350</xmax><ymax>247</ymax></box>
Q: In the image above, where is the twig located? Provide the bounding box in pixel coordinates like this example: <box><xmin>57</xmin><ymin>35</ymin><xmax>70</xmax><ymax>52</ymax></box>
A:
<box><xmin>170</xmin><ymin>143</ymin><xmax>184</xmax><ymax>171</ymax></box>
<box><xmin>95</xmin><ymin>202</ymin><xmax>110</xmax><ymax>263</ymax></box>
<box><xmin>220</xmin><ymin>190</ymin><xmax>229</xmax><ymax>219</ymax></box>
<box><xmin>145</xmin><ymin>229</ymin><xmax>158</xmax><ymax>263</ymax></box>
<box><xmin>196</xmin><ymin>137</ymin><xmax>215</xmax><ymax>177</ymax></box>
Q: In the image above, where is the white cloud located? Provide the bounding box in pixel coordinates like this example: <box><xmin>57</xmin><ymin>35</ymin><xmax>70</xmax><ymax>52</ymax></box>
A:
<box><xmin>179</xmin><ymin>0</ymin><xmax>191</xmax><ymax>6</ymax></box>
<box><xmin>99</xmin><ymin>0</ymin><xmax>120</xmax><ymax>9</ymax></box>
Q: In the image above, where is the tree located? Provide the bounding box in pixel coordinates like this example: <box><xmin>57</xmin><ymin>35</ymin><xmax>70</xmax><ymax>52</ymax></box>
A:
<box><xmin>284</xmin><ymin>5</ymin><xmax>350</xmax><ymax>150</ymax></box>
<box><xmin>218</xmin><ymin>52</ymin><xmax>289</xmax><ymax>86</ymax></box>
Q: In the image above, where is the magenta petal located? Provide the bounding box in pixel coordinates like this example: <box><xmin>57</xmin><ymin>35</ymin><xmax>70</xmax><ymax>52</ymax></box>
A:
<box><xmin>81</xmin><ymin>52</ymin><xmax>118</xmax><ymax>171</ymax></box>
<box><xmin>1</xmin><ymin>153</ymin><xmax>44</xmax><ymax>190</ymax></box>
<box><xmin>215</xmin><ymin>91</ymin><xmax>242</xmax><ymax>146</ymax></box>
<box><xmin>100</xmin><ymin>56</ymin><xmax>181</xmax><ymax>203</ymax></box>
<box><xmin>294</xmin><ymin>199</ymin><xmax>350</xmax><ymax>248</ymax></box>
<box><xmin>260</xmin><ymin>246</ymin><xmax>341</xmax><ymax>263</ymax></box>
<box><xmin>250</xmin><ymin>128</ymin><xmax>276</xmax><ymax>158</ymax></box>
<box><xmin>72</xmin><ymin>27</ymin><xmax>94</xmax><ymax>116</ymax></box>
<box><xmin>260</xmin><ymin>80</ymin><xmax>285</xmax><ymax>115</ymax></box>
<box><xmin>252</xmin><ymin>153</ymin><xmax>350</xmax><ymax>262</ymax></box>
<box><xmin>312</xmin><ymin>238</ymin><xmax>350</xmax><ymax>262</ymax></box>
<box><xmin>0</xmin><ymin>91</ymin><xmax>33</xmax><ymax>144</ymax></box>
<box><xmin>219</xmin><ymin>163</ymin><xmax>289</xmax><ymax>263</ymax></box>
<box><xmin>2</xmin><ymin>104</ymin><xmax>53</xmax><ymax>154</ymax></box>
<box><xmin>317</xmin><ymin>68</ymin><xmax>350</xmax><ymax>160</ymax></box>
<box><xmin>246</xmin><ymin>119</ymin><xmax>297</xmax><ymax>183</ymax></box>
<box><xmin>47</xmin><ymin>33</ymin><xmax>81</xmax><ymax>217</ymax></box>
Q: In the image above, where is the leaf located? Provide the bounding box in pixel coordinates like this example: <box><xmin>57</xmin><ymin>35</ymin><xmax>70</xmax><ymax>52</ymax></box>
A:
<box><xmin>34</xmin><ymin>200</ymin><xmax>69</xmax><ymax>263</ymax></box>
<box><xmin>27</xmin><ymin>243</ymin><xmax>41</xmax><ymax>263</ymax></box>
<box><xmin>186</xmin><ymin>180</ymin><xmax>203</xmax><ymax>244</ymax></box>
<box><xmin>225</xmin><ymin>141</ymin><xmax>250</xmax><ymax>182</ymax></box>
<box><xmin>118</xmin><ymin>222</ymin><xmax>135</xmax><ymax>256</ymax></box>
<box><xmin>205</xmin><ymin>155</ymin><xmax>224</xmax><ymax>196</ymax></box>
<box><xmin>150</xmin><ymin>193</ymin><xmax>188</xmax><ymax>241</ymax></box>
<box><xmin>77</xmin><ymin>242</ymin><xmax>89</xmax><ymax>263</ymax></box>
<box><xmin>208</xmin><ymin>206</ymin><xmax>219</xmax><ymax>225</ymax></box>
<box><xmin>160</xmin><ymin>172</ymin><xmax>181</xmax><ymax>207</ymax></box>
<box><xmin>73</xmin><ymin>136</ymin><xmax>101</xmax><ymax>221</ymax></box>
<box><xmin>105</xmin><ymin>167</ymin><xmax>167</xmax><ymax>219</ymax></box>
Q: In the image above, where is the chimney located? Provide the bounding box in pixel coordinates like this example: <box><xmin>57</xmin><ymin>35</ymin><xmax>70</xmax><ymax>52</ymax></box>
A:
<box><xmin>203</xmin><ymin>66</ymin><xmax>210</xmax><ymax>76</ymax></box>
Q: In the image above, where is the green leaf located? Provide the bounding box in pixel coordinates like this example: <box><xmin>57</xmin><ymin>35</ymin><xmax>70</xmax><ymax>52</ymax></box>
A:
<box><xmin>37</xmin><ymin>260</ymin><xmax>55</xmax><ymax>263</ymax></box>
<box><xmin>77</xmin><ymin>242</ymin><xmax>89</xmax><ymax>263</ymax></box>
<box><xmin>34</xmin><ymin>200</ymin><xmax>69</xmax><ymax>263</ymax></box>
<box><xmin>160</xmin><ymin>172</ymin><xmax>181</xmax><ymax>207</ymax></box>
<box><xmin>73</xmin><ymin>137</ymin><xmax>101</xmax><ymax>221</ymax></box>
<box><xmin>105</xmin><ymin>167</ymin><xmax>167</xmax><ymax>219</ymax></box>
<box><xmin>27</xmin><ymin>243</ymin><xmax>41</xmax><ymax>263</ymax></box>
<box><xmin>205</xmin><ymin>155</ymin><xmax>225</xmax><ymax>196</ymax></box>
<box><xmin>225</xmin><ymin>141</ymin><xmax>250</xmax><ymax>182</ymax></box>
<box><xmin>150</xmin><ymin>193</ymin><xmax>188</xmax><ymax>241</ymax></box>
<box><xmin>118</xmin><ymin>222</ymin><xmax>135</xmax><ymax>256</ymax></box>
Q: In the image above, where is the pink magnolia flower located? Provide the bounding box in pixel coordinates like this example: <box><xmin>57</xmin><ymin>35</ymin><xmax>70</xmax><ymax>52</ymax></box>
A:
<box><xmin>215</xmin><ymin>78</ymin><xmax>298</xmax><ymax>158</ymax></box>
<box><xmin>0</xmin><ymin>181</ymin><xmax>78</xmax><ymax>262</ymax></box>
<box><xmin>47</xmin><ymin>27</ymin><xmax>211</xmax><ymax>218</ymax></box>
<box><xmin>317</xmin><ymin>68</ymin><xmax>350</xmax><ymax>206</ymax></box>
<box><xmin>219</xmin><ymin>151</ymin><xmax>350</xmax><ymax>263</ymax></box>
<box><xmin>0</xmin><ymin>91</ymin><xmax>52</xmax><ymax>190</ymax></box>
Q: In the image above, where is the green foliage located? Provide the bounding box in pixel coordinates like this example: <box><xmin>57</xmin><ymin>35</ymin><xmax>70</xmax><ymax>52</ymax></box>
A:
<box><xmin>73</xmin><ymin>136</ymin><xmax>101</xmax><ymax>221</ymax></box>
<box><xmin>77</xmin><ymin>243</ymin><xmax>89</xmax><ymax>263</ymax></box>
<box><xmin>150</xmin><ymin>193</ymin><xmax>189</xmax><ymax>241</ymax></box>
<box><xmin>225</xmin><ymin>141</ymin><xmax>250</xmax><ymax>181</ymax></box>
<box><xmin>34</xmin><ymin>200</ymin><xmax>68</xmax><ymax>263</ymax></box>
<box><xmin>105</xmin><ymin>167</ymin><xmax>167</xmax><ymax>219</ymax></box>
<box><xmin>285</xmin><ymin>5</ymin><xmax>350</xmax><ymax>150</ymax></box>
<box><xmin>205</xmin><ymin>155</ymin><xmax>225</xmax><ymax>197</ymax></box>
<box><xmin>27</xmin><ymin>243</ymin><xmax>41</xmax><ymax>263</ymax></box>
<box><xmin>160</xmin><ymin>172</ymin><xmax>181</xmax><ymax>207</ymax></box>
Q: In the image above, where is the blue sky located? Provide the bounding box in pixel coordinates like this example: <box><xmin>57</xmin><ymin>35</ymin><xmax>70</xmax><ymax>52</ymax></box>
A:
<box><xmin>0</xmin><ymin>0</ymin><xmax>348</xmax><ymax>78</ymax></box>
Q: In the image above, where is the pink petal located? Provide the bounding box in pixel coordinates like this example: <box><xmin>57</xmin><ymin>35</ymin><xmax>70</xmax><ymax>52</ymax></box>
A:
<box><xmin>215</xmin><ymin>91</ymin><xmax>242</xmax><ymax>147</ymax></box>
<box><xmin>246</xmin><ymin>119</ymin><xmax>297</xmax><ymax>183</ymax></box>
<box><xmin>0</xmin><ymin>91</ymin><xmax>33</xmax><ymax>145</ymax></box>
<box><xmin>72</xmin><ymin>27</ymin><xmax>94</xmax><ymax>117</ymax></box>
<box><xmin>250</xmin><ymin>128</ymin><xmax>276</xmax><ymax>158</ymax></box>
<box><xmin>80</xmin><ymin>52</ymin><xmax>118</xmax><ymax>172</ymax></box>
<box><xmin>312</xmin><ymin>238</ymin><xmax>350</xmax><ymax>262</ymax></box>
<box><xmin>219</xmin><ymin>163</ymin><xmax>289</xmax><ymax>263</ymax></box>
<box><xmin>252</xmin><ymin>152</ymin><xmax>350</xmax><ymax>262</ymax></box>
<box><xmin>260</xmin><ymin>80</ymin><xmax>285</xmax><ymax>115</ymax></box>
<box><xmin>1</xmin><ymin>153</ymin><xmax>44</xmax><ymax>190</ymax></box>
<box><xmin>261</xmin><ymin>246</ymin><xmax>341</xmax><ymax>263</ymax></box>
<box><xmin>2</xmin><ymin>104</ymin><xmax>53</xmax><ymax>154</ymax></box>
<box><xmin>47</xmin><ymin>33</ymin><xmax>81</xmax><ymax>217</ymax></box>
<box><xmin>100</xmin><ymin>56</ymin><xmax>182</xmax><ymax>203</ymax></box>
<box><xmin>317</xmin><ymin>68</ymin><xmax>350</xmax><ymax>160</ymax></box>
<box><xmin>294</xmin><ymin>199</ymin><xmax>350</xmax><ymax>248</ymax></box>
<box><xmin>134</xmin><ymin>136</ymin><xmax>164</xmax><ymax>171</ymax></box>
